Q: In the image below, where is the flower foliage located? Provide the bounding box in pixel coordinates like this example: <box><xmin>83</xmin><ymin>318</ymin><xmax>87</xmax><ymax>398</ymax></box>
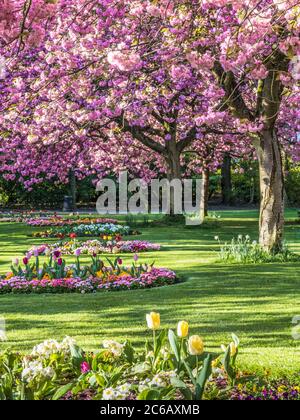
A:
<box><xmin>1</xmin><ymin>254</ymin><xmax>176</xmax><ymax>293</ymax></box>
<box><xmin>28</xmin><ymin>239</ymin><xmax>161</xmax><ymax>256</ymax></box>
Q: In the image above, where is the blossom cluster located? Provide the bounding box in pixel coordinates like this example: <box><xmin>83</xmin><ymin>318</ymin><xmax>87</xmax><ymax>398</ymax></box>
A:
<box><xmin>28</xmin><ymin>239</ymin><xmax>161</xmax><ymax>256</ymax></box>
<box><xmin>26</xmin><ymin>217</ymin><xmax>118</xmax><ymax>227</ymax></box>
<box><xmin>0</xmin><ymin>268</ymin><xmax>177</xmax><ymax>294</ymax></box>
<box><xmin>32</xmin><ymin>223</ymin><xmax>131</xmax><ymax>239</ymax></box>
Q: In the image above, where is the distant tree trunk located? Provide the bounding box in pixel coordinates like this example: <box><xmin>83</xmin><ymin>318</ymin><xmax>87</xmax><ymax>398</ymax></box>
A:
<box><xmin>165</xmin><ymin>143</ymin><xmax>181</xmax><ymax>216</ymax></box>
<box><xmin>255</xmin><ymin>129</ymin><xmax>284</xmax><ymax>253</ymax></box>
<box><xmin>221</xmin><ymin>153</ymin><xmax>232</xmax><ymax>205</ymax></box>
<box><xmin>200</xmin><ymin>169</ymin><xmax>209</xmax><ymax>222</ymax></box>
<box><xmin>249</xmin><ymin>177</ymin><xmax>255</xmax><ymax>204</ymax></box>
<box><xmin>69</xmin><ymin>169</ymin><xmax>77</xmax><ymax>210</ymax></box>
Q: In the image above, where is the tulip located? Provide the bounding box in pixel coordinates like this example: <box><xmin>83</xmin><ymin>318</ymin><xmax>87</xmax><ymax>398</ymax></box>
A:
<box><xmin>53</xmin><ymin>250</ymin><xmax>61</xmax><ymax>258</ymax></box>
<box><xmin>133</xmin><ymin>253</ymin><xmax>139</xmax><ymax>262</ymax></box>
<box><xmin>70</xmin><ymin>233</ymin><xmax>77</xmax><ymax>239</ymax></box>
<box><xmin>74</xmin><ymin>248</ymin><xmax>81</xmax><ymax>257</ymax></box>
<box><xmin>33</xmin><ymin>248</ymin><xmax>39</xmax><ymax>257</ymax></box>
<box><xmin>188</xmin><ymin>335</ymin><xmax>204</xmax><ymax>356</ymax></box>
<box><xmin>57</xmin><ymin>258</ymin><xmax>63</xmax><ymax>266</ymax></box>
<box><xmin>23</xmin><ymin>257</ymin><xmax>29</xmax><ymax>265</ymax></box>
<box><xmin>12</xmin><ymin>257</ymin><xmax>19</xmax><ymax>266</ymax></box>
<box><xmin>44</xmin><ymin>248</ymin><xmax>51</xmax><ymax>256</ymax></box>
<box><xmin>117</xmin><ymin>258</ymin><xmax>123</xmax><ymax>265</ymax></box>
<box><xmin>146</xmin><ymin>312</ymin><xmax>160</xmax><ymax>330</ymax></box>
<box><xmin>177</xmin><ymin>321</ymin><xmax>189</xmax><ymax>338</ymax></box>
<box><xmin>229</xmin><ymin>342</ymin><xmax>237</xmax><ymax>357</ymax></box>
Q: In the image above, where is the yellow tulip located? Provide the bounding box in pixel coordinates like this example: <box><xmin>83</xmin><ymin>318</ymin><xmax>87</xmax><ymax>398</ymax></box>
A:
<box><xmin>146</xmin><ymin>312</ymin><xmax>160</xmax><ymax>330</ymax></box>
<box><xmin>177</xmin><ymin>321</ymin><xmax>189</xmax><ymax>338</ymax></box>
<box><xmin>229</xmin><ymin>342</ymin><xmax>237</xmax><ymax>357</ymax></box>
<box><xmin>188</xmin><ymin>335</ymin><xmax>204</xmax><ymax>355</ymax></box>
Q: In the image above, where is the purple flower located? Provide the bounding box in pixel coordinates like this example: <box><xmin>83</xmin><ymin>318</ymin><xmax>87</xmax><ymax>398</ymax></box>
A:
<box><xmin>57</xmin><ymin>258</ymin><xmax>63</xmax><ymax>266</ymax></box>
<box><xmin>53</xmin><ymin>250</ymin><xmax>61</xmax><ymax>258</ymax></box>
<box><xmin>33</xmin><ymin>248</ymin><xmax>39</xmax><ymax>257</ymax></box>
<box><xmin>23</xmin><ymin>257</ymin><xmax>29</xmax><ymax>265</ymax></box>
<box><xmin>74</xmin><ymin>248</ymin><xmax>81</xmax><ymax>257</ymax></box>
<box><xmin>133</xmin><ymin>254</ymin><xmax>139</xmax><ymax>262</ymax></box>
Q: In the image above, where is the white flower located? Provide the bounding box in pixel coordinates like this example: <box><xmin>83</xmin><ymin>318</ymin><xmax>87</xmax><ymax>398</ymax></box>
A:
<box><xmin>31</xmin><ymin>337</ymin><xmax>76</xmax><ymax>359</ymax></box>
<box><xmin>214</xmin><ymin>236</ymin><xmax>219</xmax><ymax>241</ymax></box>
<box><xmin>102</xmin><ymin>387</ymin><xmax>116</xmax><ymax>400</ymax></box>
<box><xmin>22</xmin><ymin>360</ymin><xmax>55</xmax><ymax>383</ymax></box>
<box><xmin>102</xmin><ymin>340</ymin><xmax>124</xmax><ymax>357</ymax></box>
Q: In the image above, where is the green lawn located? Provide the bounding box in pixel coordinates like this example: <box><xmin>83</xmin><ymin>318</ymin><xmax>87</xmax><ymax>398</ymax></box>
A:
<box><xmin>0</xmin><ymin>209</ymin><xmax>299</xmax><ymax>380</ymax></box>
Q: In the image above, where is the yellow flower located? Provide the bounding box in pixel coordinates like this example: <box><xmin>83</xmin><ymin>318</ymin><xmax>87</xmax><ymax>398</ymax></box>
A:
<box><xmin>95</xmin><ymin>270</ymin><xmax>103</xmax><ymax>278</ymax></box>
<box><xmin>146</xmin><ymin>312</ymin><xmax>160</xmax><ymax>330</ymax></box>
<box><xmin>5</xmin><ymin>272</ymin><xmax>14</xmax><ymax>280</ymax></box>
<box><xmin>107</xmin><ymin>236</ymin><xmax>112</xmax><ymax>241</ymax></box>
<box><xmin>177</xmin><ymin>321</ymin><xmax>189</xmax><ymax>338</ymax></box>
<box><xmin>230</xmin><ymin>341</ymin><xmax>238</xmax><ymax>357</ymax></box>
<box><xmin>188</xmin><ymin>335</ymin><xmax>204</xmax><ymax>355</ymax></box>
<box><xmin>103</xmin><ymin>235</ymin><xmax>107</xmax><ymax>241</ymax></box>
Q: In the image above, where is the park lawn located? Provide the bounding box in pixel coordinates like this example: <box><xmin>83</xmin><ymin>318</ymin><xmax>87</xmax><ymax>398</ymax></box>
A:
<box><xmin>0</xmin><ymin>209</ymin><xmax>299</xmax><ymax>380</ymax></box>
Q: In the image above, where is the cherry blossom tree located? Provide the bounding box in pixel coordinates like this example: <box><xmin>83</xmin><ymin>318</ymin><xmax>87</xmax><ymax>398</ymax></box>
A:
<box><xmin>1</xmin><ymin>0</ymin><xmax>299</xmax><ymax>251</ymax></box>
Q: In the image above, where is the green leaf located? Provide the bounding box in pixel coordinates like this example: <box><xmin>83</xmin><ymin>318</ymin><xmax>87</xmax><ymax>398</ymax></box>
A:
<box><xmin>195</xmin><ymin>354</ymin><xmax>212</xmax><ymax>400</ymax></box>
<box><xmin>170</xmin><ymin>376</ymin><xmax>188</xmax><ymax>389</ymax></box>
<box><xmin>154</xmin><ymin>329</ymin><xmax>166</xmax><ymax>359</ymax></box>
<box><xmin>137</xmin><ymin>389</ymin><xmax>160</xmax><ymax>400</ymax></box>
<box><xmin>70</xmin><ymin>344</ymin><xmax>84</xmax><ymax>369</ymax></box>
<box><xmin>52</xmin><ymin>383</ymin><xmax>74</xmax><ymax>400</ymax></box>
<box><xmin>183</xmin><ymin>360</ymin><xmax>196</xmax><ymax>386</ymax></box>
<box><xmin>231</xmin><ymin>333</ymin><xmax>240</xmax><ymax>347</ymax></box>
<box><xmin>123</xmin><ymin>341</ymin><xmax>134</xmax><ymax>364</ymax></box>
<box><xmin>168</xmin><ymin>329</ymin><xmax>180</xmax><ymax>362</ymax></box>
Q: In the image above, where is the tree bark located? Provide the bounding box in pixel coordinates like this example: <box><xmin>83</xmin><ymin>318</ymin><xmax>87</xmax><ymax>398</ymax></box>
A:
<box><xmin>255</xmin><ymin>129</ymin><xmax>284</xmax><ymax>253</ymax></box>
<box><xmin>200</xmin><ymin>169</ymin><xmax>209</xmax><ymax>222</ymax></box>
<box><xmin>165</xmin><ymin>142</ymin><xmax>181</xmax><ymax>216</ymax></box>
<box><xmin>68</xmin><ymin>169</ymin><xmax>77</xmax><ymax>210</ymax></box>
<box><xmin>221</xmin><ymin>153</ymin><xmax>232</xmax><ymax>205</ymax></box>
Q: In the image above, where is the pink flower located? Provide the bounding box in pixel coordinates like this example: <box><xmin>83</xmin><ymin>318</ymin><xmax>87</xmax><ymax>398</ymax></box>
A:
<box><xmin>80</xmin><ymin>361</ymin><xmax>91</xmax><ymax>374</ymax></box>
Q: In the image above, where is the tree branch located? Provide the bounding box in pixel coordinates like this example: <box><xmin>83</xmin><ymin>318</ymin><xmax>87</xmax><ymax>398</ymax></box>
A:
<box><xmin>212</xmin><ymin>61</ymin><xmax>255</xmax><ymax>121</ymax></box>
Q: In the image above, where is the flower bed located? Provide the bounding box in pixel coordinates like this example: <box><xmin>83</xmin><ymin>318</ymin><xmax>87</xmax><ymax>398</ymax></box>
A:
<box><xmin>0</xmin><ymin>268</ymin><xmax>176</xmax><ymax>294</ymax></box>
<box><xmin>32</xmin><ymin>223</ymin><xmax>131</xmax><ymax>239</ymax></box>
<box><xmin>1</xmin><ymin>313</ymin><xmax>296</xmax><ymax>401</ymax></box>
<box><xmin>26</xmin><ymin>216</ymin><xmax>118</xmax><ymax>227</ymax></box>
<box><xmin>1</xmin><ymin>254</ymin><xmax>176</xmax><ymax>294</ymax></box>
<box><xmin>0</xmin><ymin>210</ymin><xmax>52</xmax><ymax>223</ymax></box>
<box><xmin>28</xmin><ymin>239</ymin><xmax>161</xmax><ymax>256</ymax></box>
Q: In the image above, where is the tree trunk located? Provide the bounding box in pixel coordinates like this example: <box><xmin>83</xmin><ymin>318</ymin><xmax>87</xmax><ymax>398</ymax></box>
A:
<box><xmin>165</xmin><ymin>143</ymin><xmax>181</xmax><ymax>216</ymax></box>
<box><xmin>68</xmin><ymin>169</ymin><xmax>77</xmax><ymax>210</ymax></box>
<box><xmin>255</xmin><ymin>129</ymin><xmax>284</xmax><ymax>253</ymax></box>
<box><xmin>221</xmin><ymin>152</ymin><xmax>232</xmax><ymax>205</ymax></box>
<box><xmin>200</xmin><ymin>169</ymin><xmax>209</xmax><ymax>222</ymax></box>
